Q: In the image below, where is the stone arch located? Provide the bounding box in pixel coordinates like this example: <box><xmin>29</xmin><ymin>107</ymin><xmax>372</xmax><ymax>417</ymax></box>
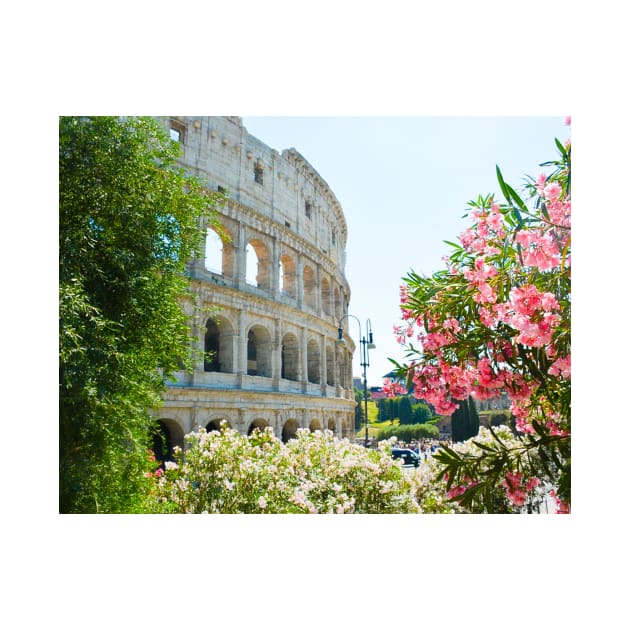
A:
<box><xmin>307</xmin><ymin>338</ymin><xmax>321</xmax><ymax>384</ymax></box>
<box><xmin>321</xmin><ymin>277</ymin><xmax>331</xmax><ymax>315</ymax></box>
<box><xmin>247</xmin><ymin>324</ymin><xmax>272</xmax><ymax>377</ymax></box>
<box><xmin>206</xmin><ymin>418</ymin><xmax>232</xmax><ymax>433</ymax></box>
<box><xmin>309</xmin><ymin>418</ymin><xmax>322</xmax><ymax>432</ymax></box>
<box><xmin>246</xmin><ymin>238</ymin><xmax>271</xmax><ymax>290</ymax></box>
<box><xmin>279</xmin><ymin>252</ymin><xmax>297</xmax><ymax>298</ymax></box>
<box><xmin>204</xmin><ymin>315</ymin><xmax>234</xmax><ymax>373</ymax></box>
<box><xmin>152</xmin><ymin>418</ymin><xmax>185</xmax><ymax>464</ymax></box>
<box><xmin>281</xmin><ymin>332</ymin><xmax>300</xmax><ymax>381</ymax></box>
<box><xmin>327</xmin><ymin>417</ymin><xmax>336</xmax><ymax>432</ymax></box>
<box><xmin>205</xmin><ymin>225</ymin><xmax>234</xmax><ymax>277</ymax></box>
<box><xmin>248</xmin><ymin>418</ymin><xmax>270</xmax><ymax>435</ymax></box>
<box><xmin>282</xmin><ymin>418</ymin><xmax>300</xmax><ymax>442</ymax></box>
<box><xmin>303</xmin><ymin>264</ymin><xmax>316</xmax><ymax>309</ymax></box>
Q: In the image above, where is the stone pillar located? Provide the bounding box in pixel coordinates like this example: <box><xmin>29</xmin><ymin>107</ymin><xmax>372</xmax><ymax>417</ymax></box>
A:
<box><xmin>271</xmin><ymin>236</ymin><xmax>280</xmax><ymax>299</ymax></box>
<box><xmin>301</xmin><ymin>326</ymin><xmax>309</xmax><ymax>393</ymax></box>
<box><xmin>272</xmin><ymin>318</ymin><xmax>281</xmax><ymax>390</ymax></box>
<box><xmin>193</xmin><ymin>302</ymin><xmax>205</xmax><ymax>373</ymax></box>
<box><xmin>296</xmin><ymin>254</ymin><xmax>304</xmax><ymax>309</ymax></box>
<box><xmin>315</xmin><ymin>265</ymin><xmax>322</xmax><ymax>315</ymax></box>
<box><xmin>235</xmin><ymin>224</ymin><xmax>247</xmax><ymax>289</ymax></box>
<box><xmin>237</xmin><ymin>311</ymin><xmax>247</xmax><ymax>379</ymax></box>
<box><xmin>320</xmin><ymin>333</ymin><xmax>327</xmax><ymax>396</ymax></box>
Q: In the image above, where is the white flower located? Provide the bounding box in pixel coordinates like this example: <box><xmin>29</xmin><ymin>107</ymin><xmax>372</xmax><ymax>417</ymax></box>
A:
<box><xmin>258</xmin><ymin>496</ymin><xmax>267</xmax><ymax>509</ymax></box>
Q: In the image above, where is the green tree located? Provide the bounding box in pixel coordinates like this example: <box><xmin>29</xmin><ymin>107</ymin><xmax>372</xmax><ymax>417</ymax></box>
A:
<box><xmin>59</xmin><ymin>116</ymin><xmax>224</xmax><ymax>513</ymax></box>
<box><xmin>398</xmin><ymin>396</ymin><xmax>414</xmax><ymax>425</ymax></box>
<box><xmin>354</xmin><ymin>387</ymin><xmax>365</xmax><ymax>431</ymax></box>
<box><xmin>412</xmin><ymin>402</ymin><xmax>432</xmax><ymax>424</ymax></box>
<box><xmin>451</xmin><ymin>396</ymin><xmax>479</xmax><ymax>442</ymax></box>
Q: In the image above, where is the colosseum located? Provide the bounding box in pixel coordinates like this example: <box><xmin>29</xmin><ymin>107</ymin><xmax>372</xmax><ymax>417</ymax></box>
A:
<box><xmin>152</xmin><ymin>116</ymin><xmax>357</xmax><ymax>457</ymax></box>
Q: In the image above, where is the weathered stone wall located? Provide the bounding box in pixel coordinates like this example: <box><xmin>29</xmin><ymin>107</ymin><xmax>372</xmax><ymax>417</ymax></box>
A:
<box><xmin>153</xmin><ymin>117</ymin><xmax>356</xmax><ymax>449</ymax></box>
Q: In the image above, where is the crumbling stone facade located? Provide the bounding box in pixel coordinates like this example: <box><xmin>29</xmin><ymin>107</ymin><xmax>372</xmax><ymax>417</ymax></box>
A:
<box><xmin>153</xmin><ymin>116</ymin><xmax>356</xmax><ymax>454</ymax></box>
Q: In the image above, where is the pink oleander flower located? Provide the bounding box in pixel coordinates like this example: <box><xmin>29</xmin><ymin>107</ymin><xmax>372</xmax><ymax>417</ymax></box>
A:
<box><xmin>550</xmin><ymin>490</ymin><xmax>570</xmax><ymax>513</ymax></box>
<box><xmin>548</xmin><ymin>355</ymin><xmax>571</xmax><ymax>379</ymax></box>
<box><xmin>565</xmin><ymin>116</ymin><xmax>571</xmax><ymax>126</ymax></box>
<box><xmin>446</xmin><ymin>485</ymin><xmax>467</xmax><ymax>500</ymax></box>
<box><xmin>543</xmin><ymin>182</ymin><xmax>562</xmax><ymax>201</ymax></box>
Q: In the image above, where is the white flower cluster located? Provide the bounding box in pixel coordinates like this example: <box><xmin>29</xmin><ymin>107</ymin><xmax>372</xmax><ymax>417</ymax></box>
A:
<box><xmin>149</xmin><ymin>426</ymin><xmax>421</xmax><ymax>514</ymax></box>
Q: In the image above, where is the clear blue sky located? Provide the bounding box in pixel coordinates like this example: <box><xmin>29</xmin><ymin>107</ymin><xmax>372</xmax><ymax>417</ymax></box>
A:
<box><xmin>242</xmin><ymin>116</ymin><xmax>570</xmax><ymax>386</ymax></box>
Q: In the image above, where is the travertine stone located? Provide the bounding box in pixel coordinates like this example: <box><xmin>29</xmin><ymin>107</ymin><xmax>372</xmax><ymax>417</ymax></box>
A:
<box><xmin>153</xmin><ymin>117</ymin><xmax>356</xmax><ymax>452</ymax></box>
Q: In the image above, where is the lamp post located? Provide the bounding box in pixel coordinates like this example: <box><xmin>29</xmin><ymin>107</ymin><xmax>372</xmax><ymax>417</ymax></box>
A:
<box><xmin>337</xmin><ymin>315</ymin><xmax>375</xmax><ymax>448</ymax></box>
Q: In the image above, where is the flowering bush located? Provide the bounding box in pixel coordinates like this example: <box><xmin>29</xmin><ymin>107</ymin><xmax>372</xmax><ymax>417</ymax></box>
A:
<box><xmin>146</xmin><ymin>426</ymin><xmax>421</xmax><ymax>514</ymax></box>
<box><xmin>412</xmin><ymin>426</ymin><xmax>557</xmax><ymax>513</ymax></box>
<box><xmin>392</xmin><ymin>122</ymin><xmax>571</xmax><ymax>512</ymax></box>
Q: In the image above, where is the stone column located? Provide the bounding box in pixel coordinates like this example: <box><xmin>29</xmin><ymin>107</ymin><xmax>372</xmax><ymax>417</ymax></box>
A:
<box><xmin>272</xmin><ymin>318</ymin><xmax>281</xmax><ymax>390</ymax></box>
<box><xmin>235</xmin><ymin>224</ymin><xmax>247</xmax><ymax>289</ymax></box>
<box><xmin>320</xmin><ymin>333</ymin><xmax>327</xmax><ymax>395</ymax></box>
<box><xmin>237</xmin><ymin>311</ymin><xmax>247</xmax><ymax>382</ymax></box>
<box><xmin>271</xmin><ymin>236</ymin><xmax>280</xmax><ymax>299</ymax></box>
<box><xmin>301</xmin><ymin>326</ymin><xmax>308</xmax><ymax>394</ymax></box>
<box><xmin>315</xmin><ymin>265</ymin><xmax>322</xmax><ymax>315</ymax></box>
<box><xmin>296</xmin><ymin>254</ymin><xmax>304</xmax><ymax>309</ymax></box>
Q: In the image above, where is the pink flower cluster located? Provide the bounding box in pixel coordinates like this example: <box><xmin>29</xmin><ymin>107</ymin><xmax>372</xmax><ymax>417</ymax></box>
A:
<box><xmin>459</xmin><ymin>201</ymin><xmax>505</xmax><ymax>257</ymax></box>
<box><xmin>501</xmin><ymin>471</ymin><xmax>540</xmax><ymax>507</ymax></box>
<box><xmin>549</xmin><ymin>355</ymin><xmax>571</xmax><ymax>379</ymax></box>
<box><xmin>536</xmin><ymin>173</ymin><xmax>571</xmax><ymax>231</ymax></box>
<box><xmin>382</xmin><ymin>377</ymin><xmax>408</xmax><ymax>397</ymax></box>
<box><xmin>550</xmin><ymin>489</ymin><xmax>570</xmax><ymax>514</ymax></box>
<box><xmin>463</xmin><ymin>256</ymin><xmax>498</xmax><ymax>304</ymax></box>
<box><xmin>445</xmin><ymin>475</ymin><xmax>478</xmax><ymax>500</ymax></box>
<box><xmin>515</xmin><ymin>228</ymin><xmax>561</xmax><ymax>270</ymax></box>
<box><xmin>500</xmin><ymin>285</ymin><xmax>561</xmax><ymax>348</ymax></box>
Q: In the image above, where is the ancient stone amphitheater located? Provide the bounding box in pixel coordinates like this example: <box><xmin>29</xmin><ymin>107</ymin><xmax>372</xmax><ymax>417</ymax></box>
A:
<box><xmin>153</xmin><ymin>116</ymin><xmax>356</xmax><ymax>457</ymax></box>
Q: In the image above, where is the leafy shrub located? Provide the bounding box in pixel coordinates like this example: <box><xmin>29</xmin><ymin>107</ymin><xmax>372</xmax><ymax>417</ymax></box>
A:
<box><xmin>147</xmin><ymin>426</ymin><xmax>421</xmax><ymax>513</ymax></box>
<box><xmin>376</xmin><ymin>423</ymin><xmax>439</xmax><ymax>442</ymax></box>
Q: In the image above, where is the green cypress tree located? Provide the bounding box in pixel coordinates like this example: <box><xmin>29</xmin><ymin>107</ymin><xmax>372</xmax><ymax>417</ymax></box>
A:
<box><xmin>451</xmin><ymin>396</ymin><xmax>480</xmax><ymax>442</ymax></box>
<box><xmin>468</xmin><ymin>395</ymin><xmax>480</xmax><ymax>438</ymax></box>
<box><xmin>399</xmin><ymin>396</ymin><xmax>414</xmax><ymax>425</ymax></box>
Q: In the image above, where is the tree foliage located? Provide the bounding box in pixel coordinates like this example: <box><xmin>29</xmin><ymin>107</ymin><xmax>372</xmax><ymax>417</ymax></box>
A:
<box><xmin>391</xmin><ymin>125</ymin><xmax>571</xmax><ymax>512</ymax></box>
<box><xmin>59</xmin><ymin>116</ymin><xmax>224</xmax><ymax>513</ymax></box>
<box><xmin>451</xmin><ymin>396</ymin><xmax>479</xmax><ymax>442</ymax></box>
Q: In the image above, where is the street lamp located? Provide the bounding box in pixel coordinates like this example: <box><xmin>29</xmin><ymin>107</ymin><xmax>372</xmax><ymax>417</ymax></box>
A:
<box><xmin>337</xmin><ymin>315</ymin><xmax>375</xmax><ymax>448</ymax></box>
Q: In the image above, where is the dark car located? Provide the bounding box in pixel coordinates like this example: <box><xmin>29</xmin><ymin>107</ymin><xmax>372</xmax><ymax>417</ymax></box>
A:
<box><xmin>391</xmin><ymin>448</ymin><xmax>421</xmax><ymax>467</ymax></box>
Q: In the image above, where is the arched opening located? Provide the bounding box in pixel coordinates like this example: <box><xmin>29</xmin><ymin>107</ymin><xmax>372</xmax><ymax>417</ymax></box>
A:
<box><xmin>204</xmin><ymin>316</ymin><xmax>234</xmax><ymax>373</ymax></box>
<box><xmin>204</xmin><ymin>319</ymin><xmax>220</xmax><ymax>372</ymax></box>
<box><xmin>281</xmin><ymin>333</ymin><xmax>300</xmax><ymax>381</ymax></box>
<box><xmin>303</xmin><ymin>265</ymin><xmax>316</xmax><ymax>309</ymax></box>
<box><xmin>327</xmin><ymin>417</ymin><xmax>336</xmax><ymax>432</ymax></box>
<box><xmin>151</xmin><ymin>419</ymin><xmax>185</xmax><ymax>465</ymax></box>
<box><xmin>307</xmin><ymin>338</ymin><xmax>320</xmax><ymax>384</ymax></box>
<box><xmin>205</xmin><ymin>226</ymin><xmax>234</xmax><ymax>277</ymax></box>
<box><xmin>247</xmin><ymin>325</ymin><xmax>272</xmax><ymax>377</ymax></box>
<box><xmin>279</xmin><ymin>253</ymin><xmax>297</xmax><ymax>298</ymax></box>
<box><xmin>246</xmin><ymin>239</ymin><xmax>271</xmax><ymax>290</ymax></box>
<box><xmin>282</xmin><ymin>419</ymin><xmax>300</xmax><ymax>442</ymax></box>
<box><xmin>248</xmin><ymin>418</ymin><xmax>269</xmax><ymax>436</ymax></box>
<box><xmin>204</xmin><ymin>228</ymin><xmax>223</xmax><ymax>273</ymax></box>
<box><xmin>206</xmin><ymin>419</ymin><xmax>231</xmax><ymax>433</ymax></box>
<box><xmin>309</xmin><ymin>419</ymin><xmax>322</xmax><ymax>432</ymax></box>
<box><xmin>321</xmin><ymin>277</ymin><xmax>331</xmax><ymax>315</ymax></box>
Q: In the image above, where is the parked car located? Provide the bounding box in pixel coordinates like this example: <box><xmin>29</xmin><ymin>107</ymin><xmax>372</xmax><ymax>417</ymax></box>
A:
<box><xmin>391</xmin><ymin>448</ymin><xmax>421</xmax><ymax>467</ymax></box>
